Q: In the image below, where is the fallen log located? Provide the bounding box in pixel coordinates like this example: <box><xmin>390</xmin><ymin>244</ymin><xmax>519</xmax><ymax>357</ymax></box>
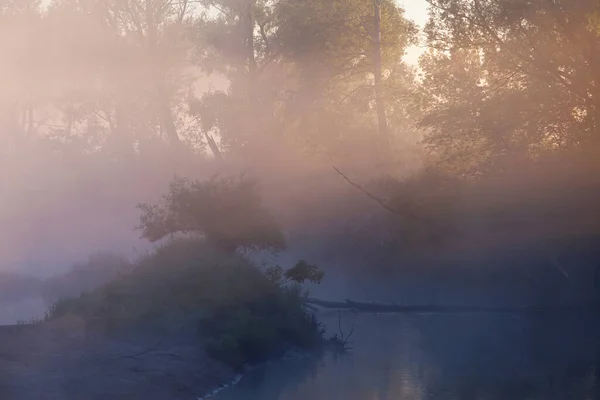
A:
<box><xmin>303</xmin><ymin>297</ymin><xmax>597</xmax><ymax>314</ymax></box>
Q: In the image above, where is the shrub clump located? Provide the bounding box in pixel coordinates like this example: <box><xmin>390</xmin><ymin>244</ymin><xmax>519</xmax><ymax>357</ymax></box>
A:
<box><xmin>137</xmin><ymin>174</ymin><xmax>286</xmax><ymax>254</ymax></box>
<box><xmin>45</xmin><ymin>240</ymin><xmax>324</xmax><ymax>370</ymax></box>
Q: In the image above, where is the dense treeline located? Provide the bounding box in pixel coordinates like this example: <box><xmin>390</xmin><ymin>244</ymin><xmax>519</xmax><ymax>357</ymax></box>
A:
<box><xmin>2</xmin><ymin>0</ymin><xmax>600</xmax><ymax>300</ymax></box>
<box><xmin>2</xmin><ymin>0</ymin><xmax>599</xmax><ymax>170</ymax></box>
<box><xmin>0</xmin><ymin>0</ymin><xmax>419</xmax><ymax>167</ymax></box>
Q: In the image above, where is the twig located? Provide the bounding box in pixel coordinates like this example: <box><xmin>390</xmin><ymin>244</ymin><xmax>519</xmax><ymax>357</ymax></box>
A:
<box><xmin>330</xmin><ymin>311</ymin><xmax>355</xmax><ymax>351</ymax></box>
<box><xmin>344</xmin><ymin>325</ymin><xmax>355</xmax><ymax>344</ymax></box>
<box><xmin>338</xmin><ymin>311</ymin><xmax>343</xmax><ymax>340</ymax></box>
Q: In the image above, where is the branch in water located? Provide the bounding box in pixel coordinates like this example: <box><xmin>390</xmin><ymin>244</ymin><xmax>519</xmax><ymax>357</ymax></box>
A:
<box><xmin>303</xmin><ymin>297</ymin><xmax>595</xmax><ymax>314</ymax></box>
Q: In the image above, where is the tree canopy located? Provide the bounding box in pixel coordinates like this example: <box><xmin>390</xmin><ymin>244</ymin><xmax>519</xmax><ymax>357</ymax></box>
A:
<box><xmin>419</xmin><ymin>0</ymin><xmax>600</xmax><ymax>174</ymax></box>
<box><xmin>1</xmin><ymin>0</ymin><xmax>598</xmax><ymax>181</ymax></box>
<box><xmin>137</xmin><ymin>174</ymin><xmax>286</xmax><ymax>253</ymax></box>
<box><xmin>0</xmin><ymin>0</ymin><xmax>421</xmax><ymax>169</ymax></box>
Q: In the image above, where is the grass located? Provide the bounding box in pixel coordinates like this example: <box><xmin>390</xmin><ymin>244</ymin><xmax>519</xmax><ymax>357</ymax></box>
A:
<box><xmin>45</xmin><ymin>239</ymin><xmax>325</xmax><ymax>369</ymax></box>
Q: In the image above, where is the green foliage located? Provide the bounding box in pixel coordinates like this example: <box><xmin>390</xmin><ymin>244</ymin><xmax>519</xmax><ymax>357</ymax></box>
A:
<box><xmin>275</xmin><ymin>0</ymin><xmax>416</xmax><ymax>77</ymax></box>
<box><xmin>264</xmin><ymin>264</ymin><xmax>284</xmax><ymax>284</ymax></box>
<box><xmin>588</xmin><ymin>10</ymin><xmax>600</xmax><ymax>35</ymax></box>
<box><xmin>137</xmin><ymin>174</ymin><xmax>286</xmax><ymax>253</ymax></box>
<box><xmin>189</xmin><ymin>0</ymin><xmax>420</xmax><ymax>164</ymax></box>
<box><xmin>202</xmin><ymin>286</ymin><xmax>323</xmax><ymax>369</ymax></box>
<box><xmin>45</xmin><ymin>239</ymin><xmax>323</xmax><ymax>368</ymax></box>
<box><xmin>269</xmin><ymin>0</ymin><xmax>418</xmax><ymax>160</ymax></box>
<box><xmin>12</xmin><ymin>0</ymin><xmax>600</xmax><ymax>178</ymax></box>
<box><xmin>264</xmin><ymin>261</ymin><xmax>325</xmax><ymax>287</ymax></box>
<box><xmin>284</xmin><ymin>260</ymin><xmax>325</xmax><ymax>285</ymax></box>
<box><xmin>3</xmin><ymin>0</ymin><xmax>421</xmax><ymax>166</ymax></box>
<box><xmin>420</xmin><ymin>0</ymin><xmax>600</xmax><ymax>174</ymax></box>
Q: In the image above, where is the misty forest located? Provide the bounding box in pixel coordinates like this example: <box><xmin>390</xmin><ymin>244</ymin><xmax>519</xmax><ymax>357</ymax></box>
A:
<box><xmin>1</xmin><ymin>0</ymin><xmax>600</xmax><ymax>399</ymax></box>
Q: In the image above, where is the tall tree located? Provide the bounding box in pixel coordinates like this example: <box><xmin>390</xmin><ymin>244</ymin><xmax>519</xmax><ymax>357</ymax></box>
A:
<box><xmin>43</xmin><ymin>0</ymin><xmax>202</xmax><ymax>155</ymax></box>
<box><xmin>271</xmin><ymin>0</ymin><xmax>417</xmax><ymax>163</ymax></box>
<box><xmin>0</xmin><ymin>0</ymin><xmax>43</xmax><ymax>155</ymax></box>
<box><xmin>420</xmin><ymin>0</ymin><xmax>600</xmax><ymax>173</ymax></box>
<box><xmin>192</xmin><ymin>0</ymin><xmax>282</xmax><ymax>155</ymax></box>
<box><xmin>372</xmin><ymin>0</ymin><xmax>389</xmax><ymax>148</ymax></box>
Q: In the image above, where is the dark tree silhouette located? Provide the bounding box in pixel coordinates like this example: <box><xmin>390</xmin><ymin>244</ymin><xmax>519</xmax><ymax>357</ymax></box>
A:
<box><xmin>137</xmin><ymin>174</ymin><xmax>286</xmax><ymax>254</ymax></box>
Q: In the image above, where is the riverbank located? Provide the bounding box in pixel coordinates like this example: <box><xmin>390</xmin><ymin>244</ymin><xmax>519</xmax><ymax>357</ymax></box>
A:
<box><xmin>0</xmin><ymin>240</ymin><xmax>325</xmax><ymax>399</ymax></box>
<box><xmin>0</xmin><ymin>319</ymin><xmax>237</xmax><ymax>399</ymax></box>
<box><xmin>0</xmin><ymin>318</ymin><xmax>325</xmax><ymax>399</ymax></box>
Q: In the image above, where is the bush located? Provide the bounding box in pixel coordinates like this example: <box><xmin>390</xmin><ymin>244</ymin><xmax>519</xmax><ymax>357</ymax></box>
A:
<box><xmin>45</xmin><ymin>239</ymin><xmax>324</xmax><ymax>369</ymax></box>
<box><xmin>137</xmin><ymin>175</ymin><xmax>286</xmax><ymax>254</ymax></box>
<box><xmin>202</xmin><ymin>283</ymin><xmax>323</xmax><ymax>369</ymax></box>
<box><xmin>284</xmin><ymin>260</ymin><xmax>325</xmax><ymax>285</ymax></box>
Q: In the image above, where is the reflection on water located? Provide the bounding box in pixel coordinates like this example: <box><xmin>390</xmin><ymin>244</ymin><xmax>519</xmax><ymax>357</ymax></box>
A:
<box><xmin>214</xmin><ymin>311</ymin><xmax>600</xmax><ymax>400</ymax></box>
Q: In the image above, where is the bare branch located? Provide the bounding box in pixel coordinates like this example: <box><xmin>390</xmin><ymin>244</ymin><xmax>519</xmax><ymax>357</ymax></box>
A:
<box><xmin>176</xmin><ymin>0</ymin><xmax>189</xmax><ymax>24</ymax></box>
<box><xmin>206</xmin><ymin>0</ymin><xmax>231</xmax><ymax>19</ymax></box>
<box><xmin>340</xmin><ymin>84</ymin><xmax>373</xmax><ymax>103</ymax></box>
<box><xmin>332</xmin><ymin>166</ymin><xmax>408</xmax><ymax>217</ymax></box>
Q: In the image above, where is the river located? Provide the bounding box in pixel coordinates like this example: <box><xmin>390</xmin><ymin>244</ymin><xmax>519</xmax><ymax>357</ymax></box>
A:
<box><xmin>213</xmin><ymin>310</ymin><xmax>600</xmax><ymax>400</ymax></box>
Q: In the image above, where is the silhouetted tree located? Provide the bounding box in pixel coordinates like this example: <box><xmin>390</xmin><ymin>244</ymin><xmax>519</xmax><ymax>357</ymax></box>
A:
<box><xmin>419</xmin><ymin>0</ymin><xmax>600</xmax><ymax>173</ymax></box>
<box><xmin>137</xmin><ymin>174</ymin><xmax>286</xmax><ymax>253</ymax></box>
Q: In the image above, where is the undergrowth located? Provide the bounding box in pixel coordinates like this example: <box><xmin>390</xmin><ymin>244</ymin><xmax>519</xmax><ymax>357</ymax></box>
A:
<box><xmin>45</xmin><ymin>239</ymin><xmax>325</xmax><ymax>369</ymax></box>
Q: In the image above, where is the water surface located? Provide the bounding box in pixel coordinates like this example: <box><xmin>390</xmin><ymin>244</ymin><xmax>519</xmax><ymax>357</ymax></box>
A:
<box><xmin>214</xmin><ymin>311</ymin><xmax>600</xmax><ymax>400</ymax></box>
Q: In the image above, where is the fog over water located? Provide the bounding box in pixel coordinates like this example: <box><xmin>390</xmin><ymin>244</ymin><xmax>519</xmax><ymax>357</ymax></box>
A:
<box><xmin>212</xmin><ymin>312</ymin><xmax>600</xmax><ymax>400</ymax></box>
<box><xmin>0</xmin><ymin>6</ymin><xmax>600</xmax><ymax>400</ymax></box>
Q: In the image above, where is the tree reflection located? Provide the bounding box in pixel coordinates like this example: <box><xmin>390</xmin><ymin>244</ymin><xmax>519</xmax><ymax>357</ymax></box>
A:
<box><xmin>214</xmin><ymin>313</ymin><xmax>600</xmax><ymax>400</ymax></box>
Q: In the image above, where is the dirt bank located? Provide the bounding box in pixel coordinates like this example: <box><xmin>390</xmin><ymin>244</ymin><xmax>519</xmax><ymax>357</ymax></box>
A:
<box><xmin>0</xmin><ymin>318</ymin><xmax>236</xmax><ymax>400</ymax></box>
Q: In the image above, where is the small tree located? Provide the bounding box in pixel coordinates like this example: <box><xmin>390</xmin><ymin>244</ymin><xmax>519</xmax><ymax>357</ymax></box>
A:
<box><xmin>137</xmin><ymin>174</ymin><xmax>286</xmax><ymax>254</ymax></box>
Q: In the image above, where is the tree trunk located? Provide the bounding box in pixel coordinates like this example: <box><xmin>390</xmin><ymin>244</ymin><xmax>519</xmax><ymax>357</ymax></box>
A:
<box><xmin>157</xmin><ymin>83</ymin><xmax>181</xmax><ymax>146</ymax></box>
<box><xmin>204</xmin><ymin>131</ymin><xmax>223</xmax><ymax>161</ymax></box>
<box><xmin>372</xmin><ymin>0</ymin><xmax>389</xmax><ymax>152</ymax></box>
<box><xmin>243</xmin><ymin>0</ymin><xmax>258</xmax><ymax>150</ymax></box>
<box><xmin>303</xmin><ymin>297</ymin><xmax>596</xmax><ymax>314</ymax></box>
<box><xmin>146</xmin><ymin>0</ymin><xmax>181</xmax><ymax>147</ymax></box>
<box><xmin>246</xmin><ymin>0</ymin><xmax>256</xmax><ymax>101</ymax></box>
